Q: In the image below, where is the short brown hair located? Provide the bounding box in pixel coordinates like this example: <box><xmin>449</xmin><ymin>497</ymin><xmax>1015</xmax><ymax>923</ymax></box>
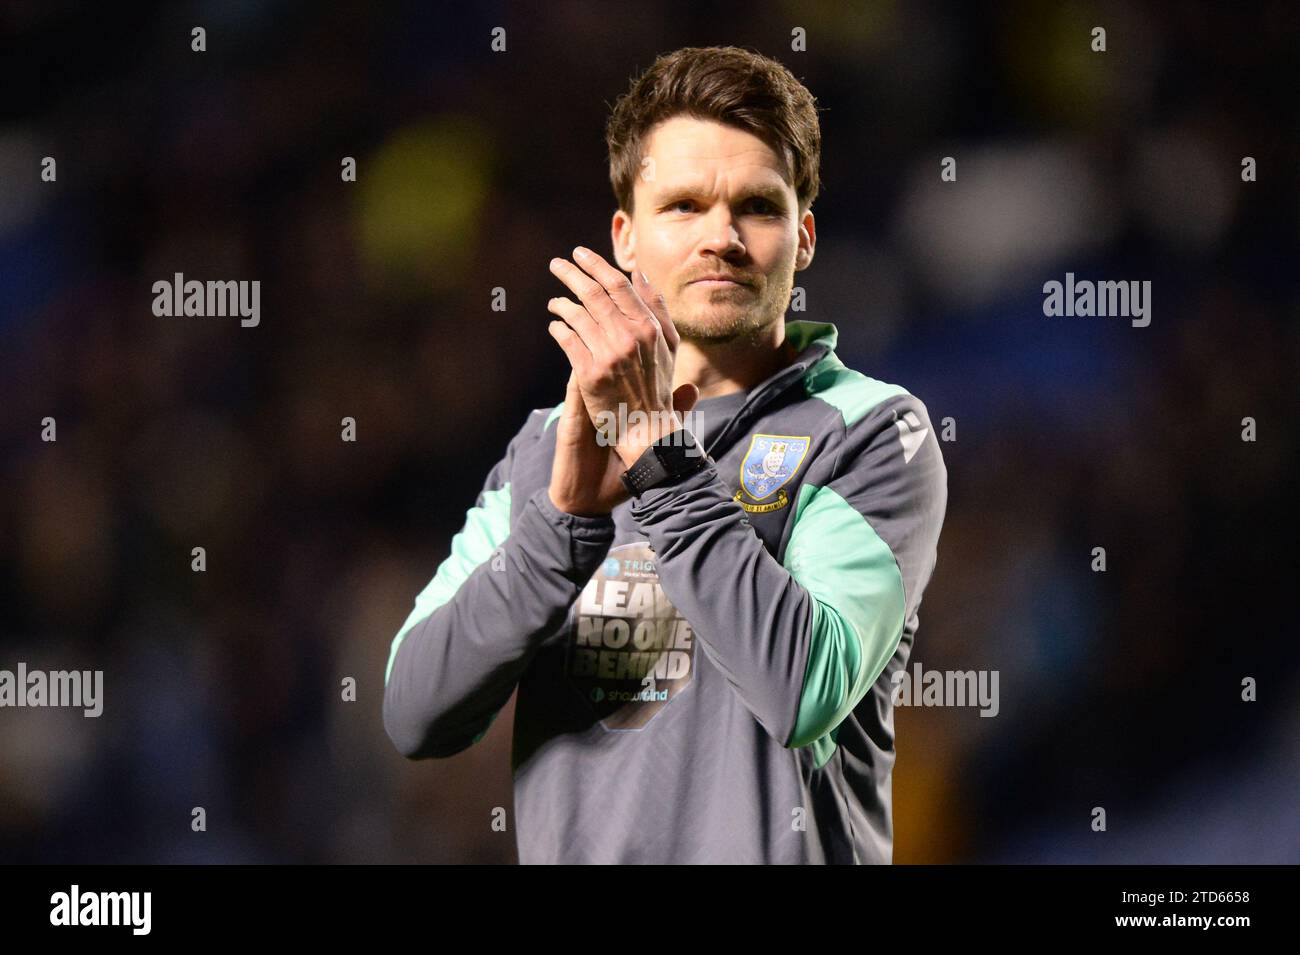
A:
<box><xmin>605</xmin><ymin>46</ymin><xmax>822</xmax><ymax>215</ymax></box>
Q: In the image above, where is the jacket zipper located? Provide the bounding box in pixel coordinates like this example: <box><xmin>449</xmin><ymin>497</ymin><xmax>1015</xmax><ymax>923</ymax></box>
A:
<box><xmin>704</xmin><ymin>343</ymin><xmax>830</xmax><ymax>459</ymax></box>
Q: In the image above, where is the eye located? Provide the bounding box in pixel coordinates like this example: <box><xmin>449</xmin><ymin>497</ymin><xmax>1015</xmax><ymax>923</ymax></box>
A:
<box><xmin>668</xmin><ymin>199</ymin><xmax>695</xmax><ymax>214</ymax></box>
<box><xmin>748</xmin><ymin>197</ymin><xmax>779</xmax><ymax>215</ymax></box>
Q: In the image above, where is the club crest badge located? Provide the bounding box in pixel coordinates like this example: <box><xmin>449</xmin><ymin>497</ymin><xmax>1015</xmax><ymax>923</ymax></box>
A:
<box><xmin>735</xmin><ymin>434</ymin><xmax>810</xmax><ymax>512</ymax></box>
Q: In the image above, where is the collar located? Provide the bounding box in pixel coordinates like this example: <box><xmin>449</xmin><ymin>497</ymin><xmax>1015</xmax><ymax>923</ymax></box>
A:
<box><xmin>702</xmin><ymin>319</ymin><xmax>840</xmax><ymax>457</ymax></box>
<box><xmin>782</xmin><ymin>319</ymin><xmax>839</xmax><ymax>357</ymax></box>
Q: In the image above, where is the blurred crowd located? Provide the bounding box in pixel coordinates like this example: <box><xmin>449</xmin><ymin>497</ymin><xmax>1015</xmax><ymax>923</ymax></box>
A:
<box><xmin>1</xmin><ymin>1</ymin><xmax>1296</xmax><ymax>862</ymax></box>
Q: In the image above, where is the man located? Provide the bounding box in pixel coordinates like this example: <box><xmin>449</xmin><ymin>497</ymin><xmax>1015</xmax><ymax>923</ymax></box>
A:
<box><xmin>383</xmin><ymin>46</ymin><xmax>947</xmax><ymax>864</ymax></box>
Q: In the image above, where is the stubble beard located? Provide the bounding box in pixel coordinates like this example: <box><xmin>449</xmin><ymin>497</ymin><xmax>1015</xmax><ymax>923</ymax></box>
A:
<box><xmin>672</xmin><ymin>273</ymin><xmax>791</xmax><ymax>346</ymax></box>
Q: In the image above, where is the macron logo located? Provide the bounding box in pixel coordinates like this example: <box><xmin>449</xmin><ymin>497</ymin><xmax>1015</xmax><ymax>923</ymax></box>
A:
<box><xmin>893</xmin><ymin>410</ymin><xmax>928</xmax><ymax>463</ymax></box>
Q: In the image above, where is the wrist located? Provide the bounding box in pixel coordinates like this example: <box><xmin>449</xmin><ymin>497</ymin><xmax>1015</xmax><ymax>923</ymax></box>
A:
<box><xmin>616</xmin><ymin>441</ymin><xmax>654</xmax><ymax>470</ymax></box>
<box><xmin>547</xmin><ymin>484</ymin><xmax>612</xmax><ymax>519</ymax></box>
<box><xmin>619</xmin><ymin>427</ymin><xmax>708</xmax><ymax>497</ymax></box>
<box><xmin>615</xmin><ymin>412</ymin><xmax>683</xmax><ymax>469</ymax></box>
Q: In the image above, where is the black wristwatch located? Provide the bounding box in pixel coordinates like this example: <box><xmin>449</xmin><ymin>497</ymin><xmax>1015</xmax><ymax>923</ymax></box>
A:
<box><xmin>620</xmin><ymin>428</ymin><xmax>708</xmax><ymax>497</ymax></box>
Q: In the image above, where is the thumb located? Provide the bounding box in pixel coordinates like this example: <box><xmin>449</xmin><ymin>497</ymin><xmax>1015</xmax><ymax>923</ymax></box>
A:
<box><xmin>564</xmin><ymin>370</ymin><xmax>608</xmax><ymax>444</ymax></box>
<box><xmin>671</xmin><ymin>382</ymin><xmax>699</xmax><ymax>418</ymax></box>
<box><xmin>561</xmin><ymin>371</ymin><xmax>584</xmax><ymax>422</ymax></box>
<box><xmin>556</xmin><ymin>369</ymin><xmax>582</xmax><ymax>420</ymax></box>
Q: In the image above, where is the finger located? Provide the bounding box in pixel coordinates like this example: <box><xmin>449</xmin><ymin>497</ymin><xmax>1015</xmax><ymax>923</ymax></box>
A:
<box><xmin>547</xmin><ymin>319</ymin><xmax>593</xmax><ymax>376</ymax></box>
<box><xmin>570</xmin><ymin>246</ymin><xmax>647</xmax><ymax>323</ymax></box>
<box><xmin>671</xmin><ymin>382</ymin><xmax>699</xmax><ymax>418</ymax></box>
<box><xmin>635</xmin><ymin>269</ymin><xmax>679</xmax><ymax>352</ymax></box>
<box><xmin>547</xmin><ymin>296</ymin><xmax>608</xmax><ymax>360</ymax></box>
<box><xmin>550</xmin><ymin>255</ymin><xmax>623</xmax><ymax>340</ymax></box>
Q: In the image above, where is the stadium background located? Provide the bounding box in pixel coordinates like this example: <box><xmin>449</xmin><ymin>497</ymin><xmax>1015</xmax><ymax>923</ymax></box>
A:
<box><xmin>1</xmin><ymin>1</ymin><xmax>1296</xmax><ymax>862</ymax></box>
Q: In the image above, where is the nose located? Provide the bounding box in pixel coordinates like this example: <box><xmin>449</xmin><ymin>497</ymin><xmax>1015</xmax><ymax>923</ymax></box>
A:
<box><xmin>697</xmin><ymin>204</ymin><xmax>745</xmax><ymax>258</ymax></box>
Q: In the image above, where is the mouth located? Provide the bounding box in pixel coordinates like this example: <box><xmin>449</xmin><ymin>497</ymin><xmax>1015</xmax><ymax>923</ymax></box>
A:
<box><xmin>689</xmin><ymin>278</ymin><xmax>751</xmax><ymax>288</ymax></box>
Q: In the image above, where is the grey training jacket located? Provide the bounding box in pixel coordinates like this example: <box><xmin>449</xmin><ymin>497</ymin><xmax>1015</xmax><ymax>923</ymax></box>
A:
<box><xmin>383</xmin><ymin>320</ymin><xmax>948</xmax><ymax>863</ymax></box>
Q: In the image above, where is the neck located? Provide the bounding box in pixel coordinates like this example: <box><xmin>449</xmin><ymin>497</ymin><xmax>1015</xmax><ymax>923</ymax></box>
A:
<box><xmin>673</xmin><ymin>320</ymin><xmax>797</xmax><ymax>398</ymax></box>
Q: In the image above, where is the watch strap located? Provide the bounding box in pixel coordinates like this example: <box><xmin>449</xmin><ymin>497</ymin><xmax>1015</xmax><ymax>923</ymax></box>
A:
<box><xmin>620</xmin><ymin>428</ymin><xmax>707</xmax><ymax>497</ymax></box>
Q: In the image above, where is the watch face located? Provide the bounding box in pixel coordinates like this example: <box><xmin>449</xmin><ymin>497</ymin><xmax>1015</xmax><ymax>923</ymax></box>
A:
<box><xmin>655</xmin><ymin>431</ymin><xmax>706</xmax><ymax>477</ymax></box>
<box><xmin>655</xmin><ymin>442</ymin><xmax>688</xmax><ymax>470</ymax></box>
<box><xmin>623</xmin><ymin>429</ymin><xmax>706</xmax><ymax>496</ymax></box>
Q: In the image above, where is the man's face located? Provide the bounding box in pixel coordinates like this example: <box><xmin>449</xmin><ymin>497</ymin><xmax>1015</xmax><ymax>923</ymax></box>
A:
<box><xmin>612</xmin><ymin>115</ymin><xmax>815</xmax><ymax>344</ymax></box>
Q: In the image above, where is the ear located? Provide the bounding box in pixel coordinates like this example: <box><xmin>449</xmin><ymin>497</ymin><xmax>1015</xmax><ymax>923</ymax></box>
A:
<box><xmin>794</xmin><ymin>207</ymin><xmax>816</xmax><ymax>271</ymax></box>
<box><xmin>611</xmin><ymin>208</ymin><xmax>635</xmax><ymax>272</ymax></box>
